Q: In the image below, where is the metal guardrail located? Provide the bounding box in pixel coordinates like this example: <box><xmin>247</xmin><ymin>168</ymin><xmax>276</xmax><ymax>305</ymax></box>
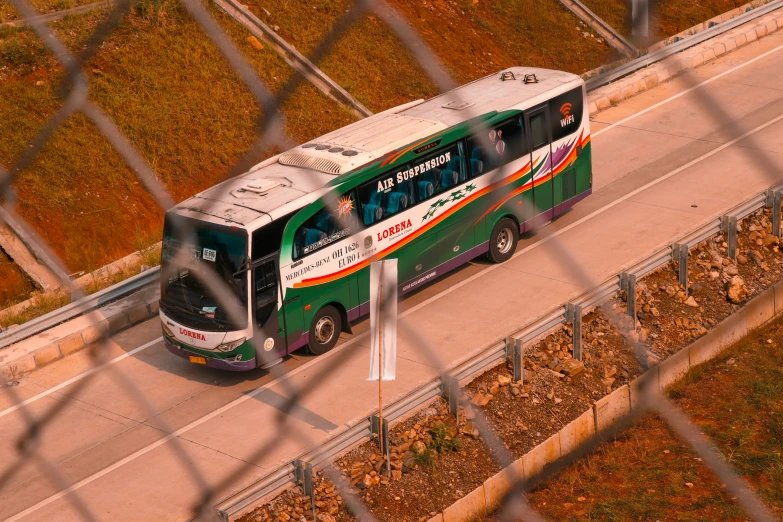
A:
<box><xmin>586</xmin><ymin>0</ymin><xmax>783</xmax><ymax>90</ymax></box>
<box><xmin>3</xmin><ymin>0</ymin><xmax>779</xmax><ymax>355</ymax></box>
<box><xmin>212</xmin><ymin>180</ymin><xmax>783</xmax><ymax>520</ymax></box>
<box><xmin>0</xmin><ymin>267</ymin><xmax>160</xmax><ymax>349</ymax></box>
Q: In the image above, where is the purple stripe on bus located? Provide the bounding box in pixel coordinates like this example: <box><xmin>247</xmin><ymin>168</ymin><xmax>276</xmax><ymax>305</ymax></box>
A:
<box><xmin>287</xmin><ymin>333</ymin><xmax>309</xmax><ymax>353</ymax></box>
<box><xmin>553</xmin><ymin>189</ymin><xmax>592</xmax><ymax>218</ymax></box>
<box><xmin>520</xmin><ymin>189</ymin><xmax>591</xmax><ymax>233</ymax></box>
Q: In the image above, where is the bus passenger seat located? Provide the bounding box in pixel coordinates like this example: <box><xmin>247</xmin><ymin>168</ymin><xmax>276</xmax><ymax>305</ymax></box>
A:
<box><xmin>386</xmin><ymin>192</ymin><xmax>408</xmax><ymax>214</ymax></box>
<box><xmin>418</xmin><ymin>180</ymin><xmax>434</xmax><ymax>199</ymax></box>
<box><xmin>470</xmin><ymin>158</ymin><xmax>484</xmax><ymax>176</ymax></box>
<box><xmin>441</xmin><ymin>169</ymin><xmax>458</xmax><ymax>188</ymax></box>
<box><xmin>364</xmin><ymin>203</ymin><xmax>383</xmax><ymax>225</ymax></box>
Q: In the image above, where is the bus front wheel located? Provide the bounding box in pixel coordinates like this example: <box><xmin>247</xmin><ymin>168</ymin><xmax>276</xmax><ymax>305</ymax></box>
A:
<box><xmin>307</xmin><ymin>305</ymin><xmax>342</xmax><ymax>355</ymax></box>
<box><xmin>487</xmin><ymin>218</ymin><xmax>518</xmax><ymax>264</ymax></box>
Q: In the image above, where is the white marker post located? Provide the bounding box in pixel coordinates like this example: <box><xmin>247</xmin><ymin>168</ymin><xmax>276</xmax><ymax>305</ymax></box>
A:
<box><xmin>368</xmin><ymin>259</ymin><xmax>397</xmax><ymax>474</ymax></box>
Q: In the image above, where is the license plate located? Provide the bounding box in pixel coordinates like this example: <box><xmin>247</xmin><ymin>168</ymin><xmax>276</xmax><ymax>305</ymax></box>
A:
<box><xmin>189</xmin><ymin>355</ymin><xmax>207</xmax><ymax>365</ymax></box>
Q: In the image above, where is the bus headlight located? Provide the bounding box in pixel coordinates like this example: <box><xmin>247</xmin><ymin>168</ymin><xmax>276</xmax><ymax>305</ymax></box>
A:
<box><xmin>216</xmin><ymin>337</ymin><xmax>246</xmax><ymax>352</ymax></box>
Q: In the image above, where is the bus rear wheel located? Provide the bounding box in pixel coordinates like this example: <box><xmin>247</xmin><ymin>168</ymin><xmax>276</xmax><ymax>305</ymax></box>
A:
<box><xmin>487</xmin><ymin>217</ymin><xmax>518</xmax><ymax>264</ymax></box>
<box><xmin>307</xmin><ymin>305</ymin><xmax>342</xmax><ymax>355</ymax></box>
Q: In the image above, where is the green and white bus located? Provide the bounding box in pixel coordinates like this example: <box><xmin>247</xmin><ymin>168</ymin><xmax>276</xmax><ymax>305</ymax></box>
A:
<box><xmin>159</xmin><ymin>67</ymin><xmax>592</xmax><ymax>370</ymax></box>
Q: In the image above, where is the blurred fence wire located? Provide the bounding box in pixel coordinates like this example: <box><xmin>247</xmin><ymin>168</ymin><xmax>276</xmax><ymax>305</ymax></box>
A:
<box><xmin>0</xmin><ymin>0</ymin><xmax>780</xmax><ymax>521</ymax></box>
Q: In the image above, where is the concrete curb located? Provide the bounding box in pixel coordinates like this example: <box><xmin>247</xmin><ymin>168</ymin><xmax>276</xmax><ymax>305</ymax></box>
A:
<box><xmin>429</xmin><ymin>280</ymin><xmax>783</xmax><ymax>522</ymax></box>
<box><xmin>0</xmin><ymin>291</ymin><xmax>159</xmax><ymax>379</ymax></box>
<box><xmin>587</xmin><ymin>7</ymin><xmax>783</xmax><ymax>115</ymax></box>
<box><xmin>0</xmin><ymin>243</ymin><xmax>160</xmax><ymax>323</ymax></box>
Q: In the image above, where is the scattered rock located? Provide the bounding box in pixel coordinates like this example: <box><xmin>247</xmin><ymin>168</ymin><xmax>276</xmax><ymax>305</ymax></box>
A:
<box><xmin>461</xmin><ymin>421</ymin><xmax>480</xmax><ymax>439</ymax></box>
<box><xmin>749</xmin><ymin>250</ymin><xmax>764</xmax><ymax>266</ymax></box>
<box><xmin>471</xmin><ymin>391</ymin><xmax>491</xmax><ymax>407</ymax></box>
<box><xmin>247</xmin><ymin>35</ymin><xmax>264</xmax><ymax>50</ymax></box>
<box><xmin>726</xmin><ymin>276</ymin><xmax>748</xmax><ymax>304</ymax></box>
<box><xmin>684</xmin><ymin>296</ymin><xmax>699</xmax><ymax>307</ymax></box>
<box><xmin>560</xmin><ymin>358</ymin><xmax>585</xmax><ymax>377</ymax></box>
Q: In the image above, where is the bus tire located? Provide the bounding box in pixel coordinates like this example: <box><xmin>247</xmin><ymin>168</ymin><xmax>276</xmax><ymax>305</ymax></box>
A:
<box><xmin>487</xmin><ymin>217</ymin><xmax>518</xmax><ymax>264</ymax></box>
<box><xmin>307</xmin><ymin>305</ymin><xmax>342</xmax><ymax>355</ymax></box>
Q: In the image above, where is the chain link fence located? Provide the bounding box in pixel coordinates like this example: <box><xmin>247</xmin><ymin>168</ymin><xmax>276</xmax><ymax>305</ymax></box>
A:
<box><xmin>0</xmin><ymin>0</ymin><xmax>781</xmax><ymax>521</ymax></box>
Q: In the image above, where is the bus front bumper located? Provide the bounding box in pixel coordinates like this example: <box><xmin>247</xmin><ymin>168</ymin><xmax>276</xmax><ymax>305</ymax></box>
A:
<box><xmin>164</xmin><ymin>339</ymin><xmax>256</xmax><ymax>371</ymax></box>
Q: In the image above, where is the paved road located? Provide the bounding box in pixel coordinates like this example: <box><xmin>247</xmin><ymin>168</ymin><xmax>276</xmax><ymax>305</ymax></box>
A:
<box><xmin>3</xmin><ymin>29</ymin><xmax>783</xmax><ymax>522</ymax></box>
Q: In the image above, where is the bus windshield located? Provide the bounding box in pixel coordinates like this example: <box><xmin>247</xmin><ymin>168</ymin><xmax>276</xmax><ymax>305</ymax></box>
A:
<box><xmin>160</xmin><ymin>215</ymin><xmax>248</xmax><ymax>331</ymax></box>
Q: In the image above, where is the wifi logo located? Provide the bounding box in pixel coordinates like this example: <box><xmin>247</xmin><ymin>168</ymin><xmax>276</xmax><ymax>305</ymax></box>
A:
<box><xmin>559</xmin><ymin>102</ymin><xmax>575</xmax><ymax>127</ymax></box>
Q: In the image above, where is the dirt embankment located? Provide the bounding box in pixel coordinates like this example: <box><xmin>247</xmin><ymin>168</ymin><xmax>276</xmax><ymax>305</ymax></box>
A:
<box><xmin>0</xmin><ymin>0</ymin><xmax>357</xmax><ymax>277</ymax></box>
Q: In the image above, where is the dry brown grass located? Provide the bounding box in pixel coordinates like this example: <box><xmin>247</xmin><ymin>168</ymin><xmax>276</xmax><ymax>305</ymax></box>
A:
<box><xmin>581</xmin><ymin>0</ymin><xmax>632</xmax><ymax>38</ymax></box>
<box><xmin>237</xmin><ymin>0</ymin><xmax>440</xmax><ymax>112</ymax></box>
<box><xmin>580</xmin><ymin>0</ymin><xmax>756</xmax><ymax>41</ymax></box>
<box><xmin>653</xmin><ymin>0</ymin><xmax>750</xmax><ymax>38</ymax></box>
<box><xmin>0</xmin><ymin>0</ymin><xmax>100</xmax><ymax>23</ymax></box>
<box><xmin>1</xmin><ymin>0</ymin><xmax>357</xmax><ymax>280</ymax></box>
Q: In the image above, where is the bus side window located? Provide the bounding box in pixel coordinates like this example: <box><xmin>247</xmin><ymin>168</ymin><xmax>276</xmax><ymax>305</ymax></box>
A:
<box><xmin>529</xmin><ymin>113</ymin><xmax>548</xmax><ymax>150</ymax></box>
<box><xmin>414</xmin><ymin>142</ymin><xmax>464</xmax><ymax>201</ymax></box>
<box><xmin>548</xmin><ymin>86</ymin><xmax>584</xmax><ymax>142</ymax></box>
<box><xmin>467</xmin><ymin>118</ymin><xmax>527</xmax><ymax>178</ymax></box>
<box><xmin>358</xmin><ymin>166</ymin><xmax>415</xmax><ymax>227</ymax></box>
<box><xmin>292</xmin><ymin>192</ymin><xmax>358</xmax><ymax>260</ymax></box>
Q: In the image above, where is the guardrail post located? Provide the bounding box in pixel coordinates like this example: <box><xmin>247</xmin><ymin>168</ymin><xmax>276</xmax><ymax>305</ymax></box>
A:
<box><xmin>620</xmin><ymin>272</ymin><xmax>637</xmax><ymax>323</ymax></box>
<box><xmin>295</xmin><ymin>459</ymin><xmax>316</xmax><ymax>520</ymax></box>
<box><xmin>510</xmin><ymin>338</ymin><xmax>523</xmax><ymax>382</ymax></box>
<box><xmin>673</xmin><ymin>243</ymin><xmax>689</xmax><ymax>291</ymax></box>
<box><xmin>721</xmin><ymin>215</ymin><xmax>738</xmax><ymax>262</ymax></box>
<box><xmin>774</xmin><ymin>191</ymin><xmax>782</xmax><ymax>238</ymax></box>
<box><xmin>370</xmin><ymin>414</ymin><xmax>390</xmax><ymax>463</ymax></box>
<box><xmin>442</xmin><ymin>375</ymin><xmax>460</xmax><ymax>418</ymax></box>
<box><xmin>566</xmin><ymin>303</ymin><xmax>583</xmax><ymax>361</ymax></box>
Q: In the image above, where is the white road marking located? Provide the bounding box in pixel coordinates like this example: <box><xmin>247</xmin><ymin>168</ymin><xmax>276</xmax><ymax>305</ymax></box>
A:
<box><xmin>9</xmin><ymin>40</ymin><xmax>783</xmax><ymax>522</ymax></box>
<box><xmin>593</xmin><ymin>42</ymin><xmax>783</xmax><ymax>137</ymax></box>
<box><xmin>0</xmin><ymin>337</ymin><xmax>162</xmax><ymax>419</ymax></box>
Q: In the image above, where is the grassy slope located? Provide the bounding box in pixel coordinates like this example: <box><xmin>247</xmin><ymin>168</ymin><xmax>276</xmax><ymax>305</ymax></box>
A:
<box><xmin>521</xmin><ymin>316</ymin><xmax>783</xmax><ymax>520</ymax></box>
<box><xmin>1</xmin><ymin>1</ymin><xmax>356</xmax><ymax>275</ymax></box>
<box><xmin>0</xmin><ymin>0</ymin><xmax>99</xmax><ymax>23</ymax></box>
<box><xmin>0</xmin><ymin>250</ymin><xmax>37</xmax><ymax>308</ymax></box>
<box><xmin>580</xmin><ymin>0</ymin><xmax>754</xmax><ymax>41</ymax></box>
<box><xmin>239</xmin><ymin>0</ymin><xmax>617</xmax><ymax>113</ymax></box>
<box><xmin>237</xmin><ymin>0</ymin><xmax>440</xmax><ymax>112</ymax></box>
<box><xmin>654</xmin><ymin>0</ymin><xmax>750</xmax><ymax>38</ymax></box>
<box><xmin>581</xmin><ymin>0</ymin><xmax>631</xmax><ymax>38</ymax></box>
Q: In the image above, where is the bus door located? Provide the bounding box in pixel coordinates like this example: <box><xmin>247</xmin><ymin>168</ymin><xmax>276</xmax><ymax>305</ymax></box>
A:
<box><xmin>252</xmin><ymin>254</ymin><xmax>291</xmax><ymax>361</ymax></box>
<box><xmin>524</xmin><ymin>105</ymin><xmax>554</xmax><ymax>226</ymax></box>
